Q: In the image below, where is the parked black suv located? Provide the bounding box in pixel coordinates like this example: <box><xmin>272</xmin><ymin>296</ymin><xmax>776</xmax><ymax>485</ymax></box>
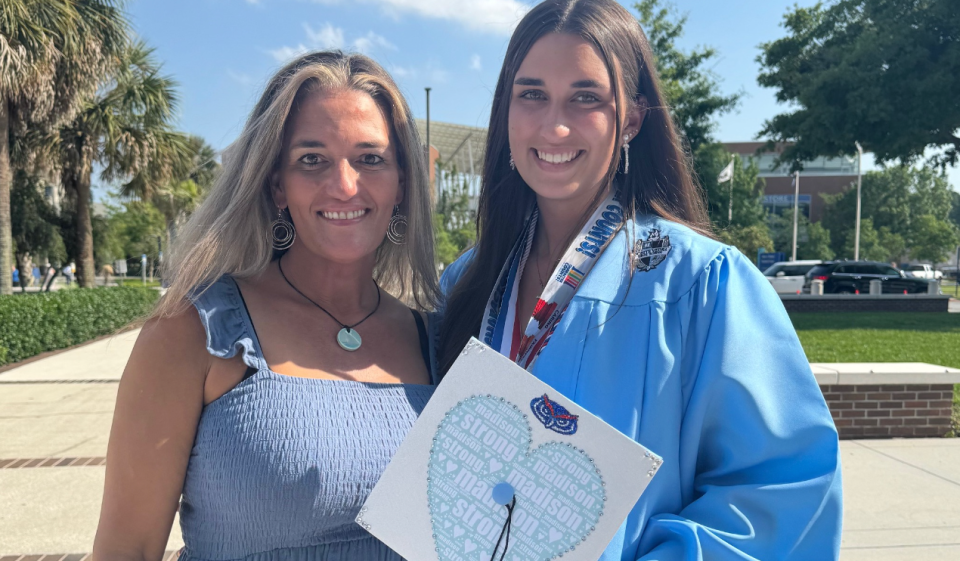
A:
<box><xmin>803</xmin><ymin>261</ymin><xmax>936</xmax><ymax>294</ymax></box>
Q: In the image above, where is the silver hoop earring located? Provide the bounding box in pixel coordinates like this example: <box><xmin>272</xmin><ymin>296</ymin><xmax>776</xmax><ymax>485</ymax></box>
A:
<box><xmin>271</xmin><ymin>206</ymin><xmax>296</xmax><ymax>250</ymax></box>
<box><xmin>387</xmin><ymin>205</ymin><xmax>407</xmax><ymax>245</ymax></box>
<box><xmin>622</xmin><ymin>134</ymin><xmax>631</xmax><ymax>175</ymax></box>
<box><xmin>509</xmin><ymin>153</ymin><xmax>516</xmax><ymax>170</ymax></box>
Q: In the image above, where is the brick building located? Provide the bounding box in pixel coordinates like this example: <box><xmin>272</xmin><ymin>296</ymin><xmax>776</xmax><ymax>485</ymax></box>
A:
<box><xmin>722</xmin><ymin>142</ymin><xmax>859</xmax><ymax>223</ymax></box>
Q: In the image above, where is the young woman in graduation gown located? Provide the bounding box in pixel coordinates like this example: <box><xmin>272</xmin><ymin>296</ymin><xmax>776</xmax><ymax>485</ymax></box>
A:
<box><xmin>437</xmin><ymin>1</ymin><xmax>843</xmax><ymax>559</ymax></box>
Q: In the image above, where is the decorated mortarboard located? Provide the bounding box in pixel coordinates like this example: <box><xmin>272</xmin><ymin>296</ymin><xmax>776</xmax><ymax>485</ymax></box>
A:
<box><xmin>357</xmin><ymin>338</ymin><xmax>663</xmax><ymax>561</ymax></box>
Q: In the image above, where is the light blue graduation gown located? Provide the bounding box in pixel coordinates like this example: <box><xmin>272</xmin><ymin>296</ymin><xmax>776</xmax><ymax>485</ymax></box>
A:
<box><xmin>440</xmin><ymin>216</ymin><xmax>842</xmax><ymax>560</ymax></box>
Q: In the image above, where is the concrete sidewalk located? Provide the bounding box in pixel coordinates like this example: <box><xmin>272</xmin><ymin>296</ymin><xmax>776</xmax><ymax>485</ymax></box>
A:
<box><xmin>0</xmin><ymin>328</ymin><xmax>140</xmax><ymax>383</ymax></box>
<box><xmin>1</xmin><ymin>330</ymin><xmax>959</xmax><ymax>558</ymax></box>
<box><xmin>0</xmin><ymin>329</ymin><xmax>184</xmax><ymax>556</ymax></box>
<box><xmin>841</xmin><ymin>439</ymin><xmax>960</xmax><ymax>559</ymax></box>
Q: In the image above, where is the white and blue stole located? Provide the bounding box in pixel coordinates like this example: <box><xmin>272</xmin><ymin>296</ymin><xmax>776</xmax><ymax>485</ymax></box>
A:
<box><xmin>480</xmin><ymin>189</ymin><xmax>625</xmax><ymax>371</ymax></box>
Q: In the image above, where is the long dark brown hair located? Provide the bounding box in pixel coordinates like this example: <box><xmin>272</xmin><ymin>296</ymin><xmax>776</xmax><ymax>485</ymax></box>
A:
<box><xmin>437</xmin><ymin>0</ymin><xmax>712</xmax><ymax>375</ymax></box>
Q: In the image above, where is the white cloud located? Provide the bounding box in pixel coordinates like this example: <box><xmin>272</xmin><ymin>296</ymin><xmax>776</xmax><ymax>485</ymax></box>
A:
<box><xmin>270</xmin><ymin>22</ymin><xmax>398</xmax><ymax>63</ymax></box>
<box><xmin>389</xmin><ymin>65</ymin><xmax>415</xmax><ymax>78</ymax></box>
<box><xmin>386</xmin><ymin>63</ymin><xmax>447</xmax><ymax>84</ymax></box>
<box><xmin>250</xmin><ymin>1</ymin><xmax>528</xmax><ymax>35</ymax></box>
<box><xmin>470</xmin><ymin>54</ymin><xmax>481</xmax><ymax>71</ymax></box>
<box><xmin>268</xmin><ymin>44</ymin><xmax>310</xmax><ymax>63</ymax></box>
<box><xmin>352</xmin><ymin>31</ymin><xmax>396</xmax><ymax>54</ymax></box>
<box><xmin>304</xmin><ymin>22</ymin><xmax>345</xmax><ymax>50</ymax></box>
<box><xmin>308</xmin><ymin>0</ymin><xmax>529</xmax><ymax>35</ymax></box>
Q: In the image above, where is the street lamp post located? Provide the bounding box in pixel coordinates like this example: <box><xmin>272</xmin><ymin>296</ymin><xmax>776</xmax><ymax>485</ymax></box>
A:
<box><xmin>425</xmin><ymin>87</ymin><xmax>431</xmax><ymax>155</ymax></box>
<box><xmin>792</xmin><ymin>171</ymin><xmax>799</xmax><ymax>262</ymax></box>
<box><xmin>854</xmin><ymin>141</ymin><xmax>863</xmax><ymax>261</ymax></box>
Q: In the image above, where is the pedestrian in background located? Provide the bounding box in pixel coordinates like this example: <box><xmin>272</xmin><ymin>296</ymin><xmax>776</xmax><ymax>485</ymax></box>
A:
<box><xmin>101</xmin><ymin>263</ymin><xmax>114</xmax><ymax>287</ymax></box>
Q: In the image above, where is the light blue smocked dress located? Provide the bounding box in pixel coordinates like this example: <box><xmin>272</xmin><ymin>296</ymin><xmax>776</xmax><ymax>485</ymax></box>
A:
<box><xmin>179</xmin><ymin>276</ymin><xmax>436</xmax><ymax>561</ymax></box>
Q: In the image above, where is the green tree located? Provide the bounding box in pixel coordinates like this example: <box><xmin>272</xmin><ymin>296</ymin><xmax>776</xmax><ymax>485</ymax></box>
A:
<box><xmin>10</xmin><ymin>171</ymin><xmax>60</xmax><ymax>288</ymax></box>
<box><xmin>151</xmin><ymin>179</ymin><xmax>201</xmax><ymax>253</ymax></box>
<box><xmin>0</xmin><ymin>0</ymin><xmax>127</xmax><ymax>294</ymax></box>
<box><xmin>877</xmin><ymin>227</ymin><xmax>907</xmax><ymax>264</ymax></box>
<box><xmin>757</xmin><ymin>0</ymin><xmax>960</xmax><ymax>167</ymax></box>
<box><xmin>634</xmin><ymin>1</ymin><xmax>760</xmax><ymax>230</ymax></box>
<box><xmin>434</xmin><ymin>162</ymin><xmax>476</xmax><ymax>268</ymax></box>
<box><xmin>911</xmin><ymin>214</ymin><xmax>960</xmax><ymax>264</ymax></box>
<box><xmin>770</xmin><ymin>208</ymin><xmax>835</xmax><ymax>261</ymax></box>
<box><xmin>838</xmin><ymin>218</ymin><xmax>903</xmax><ymax>262</ymax></box>
<box><xmin>104</xmin><ymin>197</ymin><xmax>165</xmax><ymax>265</ymax></box>
<box><xmin>93</xmin><ymin>208</ymin><xmax>121</xmax><ymax>270</ymax></box>
<box><xmin>147</xmin><ymin>136</ymin><xmax>219</xmax><ymax>252</ymax></box>
<box><xmin>695</xmin><ymin>144</ymin><xmax>766</xmax><ymax>228</ymax></box>
<box><xmin>821</xmin><ymin>165</ymin><xmax>955</xmax><ymax>259</ymax></box>
<box><xmin>949</xmin><ymin>191</ymin><xmax>960</xmax><ymax>231</ymax></box>
<box><xmin>717</xmin><ymin>224</ymin><xmax>774</xmax><ymax>265</ymax></box>
<box><xmin>634</xmin><ymin>0</ymin><xmax>740</xmax><ymax>154</ymax></box>
<box><xmin>58</xmin><ymin>40</ymin><xmax>190</xmax><ymax>288</ymax></box>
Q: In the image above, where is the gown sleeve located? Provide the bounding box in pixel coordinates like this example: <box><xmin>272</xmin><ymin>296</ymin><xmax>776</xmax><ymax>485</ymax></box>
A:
<box><xmin>439</xmin><ymin>249</ymin><xmax>475</xmax><ymax>303</ymax></box>
<box><xmin>635</xmin><ymin>248</ymin><xmax>843</xmax><ymax>560</ymax></box>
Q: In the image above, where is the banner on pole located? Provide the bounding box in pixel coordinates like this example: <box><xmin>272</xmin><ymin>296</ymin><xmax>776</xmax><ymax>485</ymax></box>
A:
<box><xmin>717</xmin><ymin>158</ymin><xmax>735</xmax><ymax>183</ymax></box>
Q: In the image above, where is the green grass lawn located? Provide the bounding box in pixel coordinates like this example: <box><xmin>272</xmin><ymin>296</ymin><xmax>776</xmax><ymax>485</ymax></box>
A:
<box><xmin>790</xmin><ymin>312</ymin><xmax>960</xmax><ymax>435</ymax></box>
<box><xmin>789</xmin><ymin>312</ymin><xmax>960</xmax><ymax>368</ymax></box>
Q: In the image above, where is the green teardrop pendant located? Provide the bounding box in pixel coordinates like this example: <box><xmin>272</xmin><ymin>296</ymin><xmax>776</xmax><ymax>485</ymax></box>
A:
<box><xmin>337</xmin><ymin>327</ymin><xmax>362</xmax><ymax>352</ymax></box>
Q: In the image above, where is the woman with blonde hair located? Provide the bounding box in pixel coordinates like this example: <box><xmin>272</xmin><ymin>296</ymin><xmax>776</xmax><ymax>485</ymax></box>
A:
<box><xmin>93</xmin><ymin>51</ymin><xmax>440</xmax><ymax>561</ymax></box>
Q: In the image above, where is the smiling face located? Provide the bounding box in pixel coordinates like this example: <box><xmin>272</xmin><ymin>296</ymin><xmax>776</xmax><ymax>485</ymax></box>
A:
<box><xmin>508</xmin><ymin>33</ymin><xmax>640</xmax><ymax>214</ymax></box>
<box><xmin>272</xmin><ymin>88</ymin><xmax>403</xmax><ymax>264</ymax></box>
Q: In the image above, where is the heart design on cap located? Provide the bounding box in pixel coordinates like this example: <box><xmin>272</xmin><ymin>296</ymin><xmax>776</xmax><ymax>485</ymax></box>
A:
<box><xmin>427</xmin><ymin>395</ymin><xmax>605</xmax><ymax>560</ymax></box>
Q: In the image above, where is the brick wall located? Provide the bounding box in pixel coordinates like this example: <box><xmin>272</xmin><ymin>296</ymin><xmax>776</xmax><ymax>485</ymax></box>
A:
<box><xmin>782</xmin><ymin>296</ymin><xmax>949</xmax><ymax>313</ymax></box>
<box><xmin>821</xmin><ymin>384</ymin><xmax>955</xmax><ymax>438</ymax></box>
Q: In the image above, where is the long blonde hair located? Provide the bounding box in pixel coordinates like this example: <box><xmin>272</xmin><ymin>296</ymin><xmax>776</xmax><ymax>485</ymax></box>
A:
<box><xmin>156</xmin><ymin>51</ymin><xmax>440</xmax><ymax>317</ymax></box>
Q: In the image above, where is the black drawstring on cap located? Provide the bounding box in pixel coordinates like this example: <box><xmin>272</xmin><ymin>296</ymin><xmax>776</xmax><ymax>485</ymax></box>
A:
<box><xmin>490</xmin><ymin>496</ymin><xmax>516</xmax><ymax>561</ymax></box>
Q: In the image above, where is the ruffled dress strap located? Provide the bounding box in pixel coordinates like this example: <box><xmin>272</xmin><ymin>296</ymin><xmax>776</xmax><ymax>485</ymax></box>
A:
<box><xmin>189</xmin><ymin>275</ymin><xmax>265</xmax><ymax>373</ymax></box>
<box><xmin>192</xmin><ymin>275</ymin><xmax>440</xmax><ymax>384</ymax></box>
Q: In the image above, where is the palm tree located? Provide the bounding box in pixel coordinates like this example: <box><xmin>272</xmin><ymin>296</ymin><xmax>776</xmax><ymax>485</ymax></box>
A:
<box><xmin>144</xmin><ymin>135</ymin><xmax>219</xmax><ymax>253</ymax></box>
<box><xmin>59</xmin><ymin>39</ymin><xmax>190</xmax><ymax>287</ymax></box>
<box><xmin>0</xmin><ymin>0</ymin><xmax>127</xmax><ymax>294</ymax></box>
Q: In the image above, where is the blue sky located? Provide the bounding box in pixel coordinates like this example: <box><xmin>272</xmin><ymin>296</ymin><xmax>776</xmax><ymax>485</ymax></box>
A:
<box><xmin>110</xmin><ymin>0</ymin><xmax>957</xmax><ymax>197</ymax></box>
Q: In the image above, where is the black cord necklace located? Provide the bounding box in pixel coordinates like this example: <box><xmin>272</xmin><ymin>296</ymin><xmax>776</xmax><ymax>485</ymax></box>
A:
<box><xmin>278</xmin><ymin>257</ymin><xmax>381</xmax><ymax>352</ymax></box>
<box><xmin>534</xmin><ymin>241</ymin><xmax>562</xmax><ymax>290</ymax></box>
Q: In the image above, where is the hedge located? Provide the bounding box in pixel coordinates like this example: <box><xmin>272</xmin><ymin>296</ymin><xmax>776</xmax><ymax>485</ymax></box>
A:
<box><xmin>0</xmin><ymin>287</ymin><xmax>160</xmax><ymax>366</ymax></box>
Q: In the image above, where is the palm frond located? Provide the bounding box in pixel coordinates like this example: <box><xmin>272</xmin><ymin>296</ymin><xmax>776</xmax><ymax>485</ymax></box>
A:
<box><xmin>114</xmin><ymin>129</ymin><xmax>192</xmax><ymax>199</ymax></box>
<box><xmin>3</xmin><ymin>0</ymin><xmax>130</xmax><ymax>158</ymax></box>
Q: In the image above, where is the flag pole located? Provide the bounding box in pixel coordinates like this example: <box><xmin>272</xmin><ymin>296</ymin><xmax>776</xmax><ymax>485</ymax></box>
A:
<box><xmin>792</xmin><ymin>170</ymin><xmax>800</xmax><ymax>262</ymax></box>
